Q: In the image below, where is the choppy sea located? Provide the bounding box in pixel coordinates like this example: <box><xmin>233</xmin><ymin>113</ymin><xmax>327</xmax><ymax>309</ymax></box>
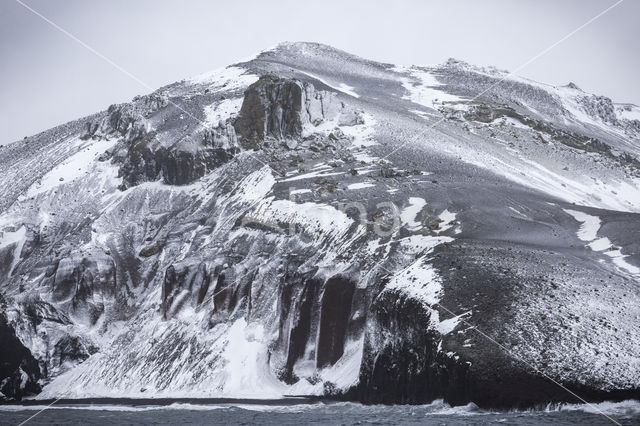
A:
<box><xmin>1</xmin><ymin>399</ymin><xmax>639</xmax><ymax>425</ymax></box>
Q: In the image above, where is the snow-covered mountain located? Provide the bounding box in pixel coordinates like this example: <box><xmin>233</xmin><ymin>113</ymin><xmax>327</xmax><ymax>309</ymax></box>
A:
<box><xmin>1</xmin><ymin>42</ymin><xmax>639</xmax><ymax>407</ymax></box>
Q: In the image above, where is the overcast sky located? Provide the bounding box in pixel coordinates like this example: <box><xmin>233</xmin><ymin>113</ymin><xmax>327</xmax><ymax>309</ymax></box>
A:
<box><xmin>1</xmin><ymin>0</ymin><xmax>638</xmax><ymax>143</ymax></box>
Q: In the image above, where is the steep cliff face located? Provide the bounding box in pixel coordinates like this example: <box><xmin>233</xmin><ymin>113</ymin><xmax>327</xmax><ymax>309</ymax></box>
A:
<box><xmin>234</xmin><ymin>75</ymin><xmax>304</xmax><ymax>148</ymax></box>
<box><xmin>0</xmin><ymin>42</ymin><xmax>639</xmax><ymax>406</ymax></box>
<box><xmin>234</xmin><ymin>74</ymin><xmax>343</xmax><ymax>149</ymax></box>
<box><xmin>0</xmin><ymin>311</ymin><xmax>41</xmax><ymax>400</ymax></box>
<box><xmin>100</xmin><ymin>97</ymin><xmax>241</xmax><ymax>189</ymax></box>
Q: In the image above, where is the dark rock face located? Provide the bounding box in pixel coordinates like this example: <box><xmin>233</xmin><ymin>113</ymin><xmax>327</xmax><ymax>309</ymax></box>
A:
<box><xmin>234</xmin><ymin>75</ymin><xmax>304</xmax><ymax>149</ymax></box>
<box><xmin>87</xmin><ymin>94</ymin><xmax>168</xmax><ymax>140</ymax></box>
<box><xmin>358</xmin><ymin>290</ymin><xmax>455</xmax><ymax>404</ymax></box>
<box><xmin>11</xmin><ymin>298</ymin><xmax>99</xmax><ymax>383</ymax></box>
<box><xmin>0</xmin><ymin>312</ymin><xmax>41</xmax><ymax>400</ymax></box>
<box><xmin>317</xmin><ymin>276</ymin><xmax>356</xmax><ymax>368</ymax></box>
<box><xmin>49</xmin><ymin>255</ymin><xmax>116</xmax><ymax>325</ymax></box>
<box><xmin>274</xmin><ymin>270</ymin><xmax>323</xmax><ymax>383</ymax></box>
<box><xmin>161</xmin><ymin>262</ymin><xmax>218</xmax><ymax>319</ymax></box>
<box><xmin>50</xmin><ymin>336</ymin><xmax>97</xmax><ymax>374</ymax></box>
<box><xmin>578</xmin><ymin>94</ymin><xmax>618</xmax><ymax>125</ymax></box>
<box><xmin>285</xmin><ymin>277</ymin><xmax>321</xmax><ymax>372</ymax></box>
<box><xmin>357</xmin><ymin>244</ymin><xmax>640</xmax><ymax>408</ymax></box>
<box><xmin>357</xmin><ymin>290</ymin><xmax>571</xmax><ymax>409</ymax></box>
<box><xmin>0</xmin><ymin>242</ymin><xmax>19</xmax><ymax>279</ymax></box>
<box><xmin>84</xmin><ymin>90</ymin><xmax>240</xmax><ymax>189</ymax></box>
<box><xmin>211</xmin><ymin>267</ymin><xmax>253</xmax><ymax>317</ymax></box>
<box><xmin>116</xmin><ymin>134</ymin><xmax>237</xmax><ymax>189</ymax></box>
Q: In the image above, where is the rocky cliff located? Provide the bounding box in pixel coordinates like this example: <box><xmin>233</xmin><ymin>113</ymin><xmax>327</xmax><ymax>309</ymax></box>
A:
<box><xmin>0</xmin><ymin>42</ymin><xmax>639</xmax><ymax>407</ymax></box>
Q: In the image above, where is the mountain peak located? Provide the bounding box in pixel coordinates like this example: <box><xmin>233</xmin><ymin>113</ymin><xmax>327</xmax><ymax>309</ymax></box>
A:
<box><xmin>1</xmin><ymin>42</ymin><xmax>640</xmax><ymax>407</ymax></box>
<box><xmin>565</xmin><ymin>81</ymin><xmax>582</xmax><ymax>91</ymax></box>
<box><xmin>256</xmin><ymin>41</ymin><xmax>354</xmax><ymax>59</ymax></box>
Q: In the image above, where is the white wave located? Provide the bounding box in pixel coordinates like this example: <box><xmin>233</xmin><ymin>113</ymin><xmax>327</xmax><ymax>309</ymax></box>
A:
<box><xmin>0</xmin><ymin>402</ymin><xmax>227</xmax><ymax>412</ymax></box>
<box><xmin>552</xmin><ymin>399</ymin><xmax>640</xmax><ymax>415</ymax></box>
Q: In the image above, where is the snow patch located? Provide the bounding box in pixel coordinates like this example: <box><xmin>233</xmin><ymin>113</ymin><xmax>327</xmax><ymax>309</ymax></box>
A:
<box><xmin>347</xmin><ymin>182</ymin><xmax>375</xmax><ymax>190</ymax></box>
<box><xmin>400</xmin><ymin>197</ymin><xmax>426</xmax><ymax>231</ymax></box>
<box><xmin>564</xmin><ymin>209</ymin><xmax>600</xmax><ymax>241</ymax></box>
<box><xmin>300</xmin><ymin>71</ymin><xmax>360</xmax><ymax>98</ymax></box>
<box><xmin>250</xmin><ymin>198</ymin><xmax>353</xmax><ymax>243</ymax></box>
<box><xmin>0</xmin><ymin>225</ymin><xmax>26</xmax><ymax>251</ymax></box>
<box><xmin>436</xmin><ymin>311</ymin><xmax>471</xmax><ymax>335</ymax></box>
<box><xmin>188</xmin><ymin>66</ymin><xmax>258</xmax><ymax>89</ymax></box>
<box><xmin>384</xmin><ymin>235</ymin><xmax>452</xmax><ymax>305</ymax></box>
<box><xmin>434</xmin><ymin>209</ymin><xmax>457</xmax><ymax>234</ymax></box>
<box><xmin>409</xmin><ymin>109</ymin><xmax>435</xmax><ymax>119</ymax></box>
<box><xmin>221</xmin><ymin>318</ymin><xmax>281</xmax><ymax>396</ymax></box>
<box><xmin>26</xmin><ymin>138</ymin><xmax>118</xmax><ymax>197</ymax></box>
<box><xmin>280</xmin><ymin>169</ymin><xmax>344</xmax><ymax>183</ymax></box>
<box><xmin>616</xmin><ymin>104</ymin><xmax>640</xmax><ymax>122</ymax></box>
<box><xmin>203</xmin><ymin>97</ymin><xmax>243</xmax><ymax>127</ymax></box>
<box><xmin>289</xmin><ymin>188</ymin><xmax>312</xmax><ymax>195</ymax></box>
<box><xmin>564</xmin><ymin>209</ymin><xmax>640</xmax><ymax>276</ymax></box>
<box><xmin>0</xmin><ymin>225</ymin><xmax>26</xmax><ymax>275</ymax></box>
<box><xmin>456</xmin><ymin>144</ymin><xmax>640</xmax><ymax>213</ymax></box>
<box><xmin>395</xmin><ymin>66</ymin><xmax>468</xmax><ymax>111</ymax></box>
<box><xmin>384</xmin><ymin>234</ymin><xmax>465</xmax><ymax>335</ymax></box>
<box><xmin>234</xmin><ymin>166</ymin><xmax>277</xmax><ymax>203</ymax></box>
<box><xmin>305</xmin><ymin>110</ymin><xmax>377</xmax><ymax>149</ymax></box>
<box><xmin>386</xmin><ymin>256</ymin><xmax>442</xmax><ymax>305</ymax></box>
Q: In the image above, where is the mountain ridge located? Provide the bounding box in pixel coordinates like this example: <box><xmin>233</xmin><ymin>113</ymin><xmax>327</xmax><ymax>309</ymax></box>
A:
<box><xmin>0</xmin><ymin>41</ymin><xmax>639</xmax><ymax>408</ymax></box>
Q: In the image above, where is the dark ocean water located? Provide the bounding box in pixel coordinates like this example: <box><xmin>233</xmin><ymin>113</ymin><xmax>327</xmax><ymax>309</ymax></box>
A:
<box><xmin>2</xmin><ymin>399</ymin><xmax>639</xmax><ymax>425</ymax></box>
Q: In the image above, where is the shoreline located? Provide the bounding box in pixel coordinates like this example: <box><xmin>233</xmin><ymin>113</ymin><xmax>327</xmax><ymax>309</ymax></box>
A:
<box><xmin>0</xmin><ymin>396</ymin><xmax>329</xmax><ymax>407</ymax></box>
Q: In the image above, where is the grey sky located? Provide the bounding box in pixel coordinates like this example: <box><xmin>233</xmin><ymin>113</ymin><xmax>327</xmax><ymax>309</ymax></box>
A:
<box><xmin>1</xmin><ymin>0</ymin><xmax>638</xmax><ymax>143</ymax></box>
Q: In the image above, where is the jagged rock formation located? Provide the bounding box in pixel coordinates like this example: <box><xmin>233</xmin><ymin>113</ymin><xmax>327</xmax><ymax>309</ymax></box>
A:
<box><xmin>0</xmin><ymin>42</ymin><xmax>639</xmax><ymax>406</ymax></box>
<box><xmin>234</xmin><ymin>74</ymin><xmax>343</xmax><ymax>150</ymax></box>
<box><xmin>234</xmin><ymin>75</ymin><xmax>305</xmax><ymax>148</ymax></box>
